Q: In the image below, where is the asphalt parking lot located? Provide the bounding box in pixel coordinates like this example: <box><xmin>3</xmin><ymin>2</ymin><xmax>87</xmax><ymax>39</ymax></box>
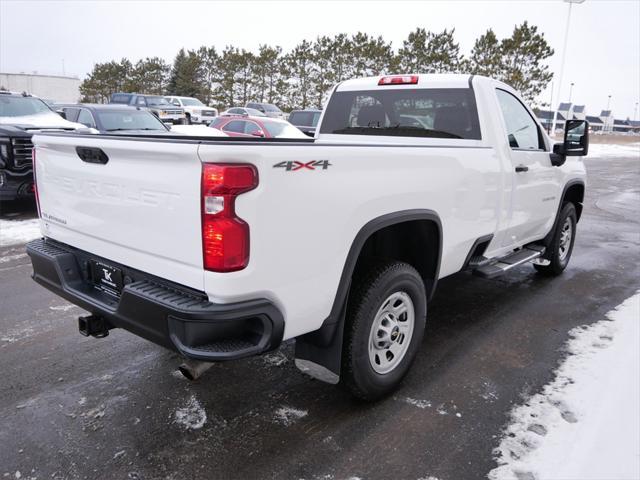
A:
<box><xmin>1</xmin><ymin>151</ymin><xmax>638</xmax><ymax>480</ymax></box>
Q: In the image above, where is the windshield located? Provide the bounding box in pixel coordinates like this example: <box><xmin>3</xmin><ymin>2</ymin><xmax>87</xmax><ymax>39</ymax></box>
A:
<box><xmin>320</xmin><ymin>88</ymin><xmax>481</xmax><ymax>140</ymax></box>
<box><xmin>264</xmin><ymin>104</ymin><xmax>282</xmax><ymax>113</ymax></box>
<box><xmin>262</xmin><ymin>120</ymin><xmax>308</xmax><ymax>138</ymax></box>
<box><xmin>97</xmin><ymin>110</ymin><xmax>167</xmax><ymax>131</ymax></box>
<box><xmin>145</xmin><ymin>96</ymin><xmax>170</xmax><ymax>106</ymax></box>
<box><xmin>289</xmin><ymin>111</ymin><xmax>321</xmax><ymax>127</ymax></box>
<box><xmin>246</xmin><ymin>108</ymin><xmax>267</xmax><ymax>117</ymax></box>
<box><xmin>0</xmin><ymin>96</ymin><xmax>52</xmax><ymax>117</ymax></box>
<box><xmin>181</xmin><ymin>98</ymin><xmax>204</xmax><ymax>106</ymax></box>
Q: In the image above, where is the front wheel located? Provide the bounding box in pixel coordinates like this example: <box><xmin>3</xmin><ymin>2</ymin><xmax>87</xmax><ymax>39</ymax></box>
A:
<box><xmin>341</xmin><ymin>260</ymin><xmax>427</xmax><ymax>401</ymax></box>
<box><xmin>535</xmin><ymin>202</ymin><xmax>577</xmax><ymax>276</ymax></box>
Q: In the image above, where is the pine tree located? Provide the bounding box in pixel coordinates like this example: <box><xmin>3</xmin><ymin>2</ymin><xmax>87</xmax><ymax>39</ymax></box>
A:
<box><xmin>128</xmin><ymin>57</ymin><xmax>169</xmax><ymax>94</ymax></box>
<box><xmin>398</xmin><ymin>28</ymin><xmax>462</xmax><ymax>73</ymax></box>
<box><xmin>284</xmin><ymin>40</ymin><xmax>314</xmax><ymax>110</ymax></box>
<box><xmin>465</xmin><ymin>29</ymin><xmax>503</xmax><ymax>77</ymax></box>
<box><xmin>351</xmin><ymin>33</ymin><xmax>394</xmax><ymax>77</ymax></box>
<box><xmin>198</xmin><ymin>46</ymin><xmax>219</xmax><ymax>105</ymax></box>
<box><xmin>500</xmin><ymin>22</ymin><xmax>554</xmax><ymax>103</ymax></box>
<box><xmin>168</xmin><ymin>49</ymin><xmax>206</xmax><ymax>98</ymax></box>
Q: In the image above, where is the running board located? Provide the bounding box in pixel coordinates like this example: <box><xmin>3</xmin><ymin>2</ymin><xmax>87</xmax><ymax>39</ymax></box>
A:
<box><xmin>473</xmin><ymin>245</ymin><xmax>545</xmax><ymax>279</ymax></box>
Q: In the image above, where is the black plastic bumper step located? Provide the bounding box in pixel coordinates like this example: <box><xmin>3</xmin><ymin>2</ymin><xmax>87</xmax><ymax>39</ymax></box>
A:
<box><xmin>473</xmin><ymin>245</ymin><xmax>545</xmax><ymax>279</ymax></box>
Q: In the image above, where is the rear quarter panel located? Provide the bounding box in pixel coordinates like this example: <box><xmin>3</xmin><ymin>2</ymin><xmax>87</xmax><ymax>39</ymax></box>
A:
<box><xmin>197</xmin><ymin>141</ymin><xmax>503</xmax><ymax>339</ymax></box>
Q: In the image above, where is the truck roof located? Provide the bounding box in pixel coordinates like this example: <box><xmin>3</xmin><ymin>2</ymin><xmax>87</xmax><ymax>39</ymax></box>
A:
<box><xmin>335</xmin><ymin>74</ymin><xmax>475</xmax><ymax>92</ymax></box>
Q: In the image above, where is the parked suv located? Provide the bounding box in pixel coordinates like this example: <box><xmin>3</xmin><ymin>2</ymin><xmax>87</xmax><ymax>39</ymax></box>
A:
<box><xmin>109</xmin><ymin>93</ymin><xmax>185</xmax><ymax>124</ymax></box>
<box><xmin>245</xmin><ymin>102</ymin><xmax>285</xmax><ymax>119</ymax></box>
<box><xmin>0</xmin><ymin>91</ymin><xmax>82</xmax><ymax>201</ymax></box>
<box><xmin>288</xmin><ymin>109</ymin><xmax>322</xmax><ymax>137</ymax></box>
<box><xmin>165</xmin><ymin>96</ymin><xmax>218</xmax><ymax>124</ymax></box>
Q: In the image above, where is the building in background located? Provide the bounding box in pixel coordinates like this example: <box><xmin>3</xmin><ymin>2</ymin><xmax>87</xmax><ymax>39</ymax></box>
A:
<box><xmin>0</xmin><ymin>72</ymin><xmax>80</xmax><ymax>103</ymax></box>
<box><xmin>535</xmin><ymin>102</ymin><xmax>638</xmax><ymax>134</ymax></box>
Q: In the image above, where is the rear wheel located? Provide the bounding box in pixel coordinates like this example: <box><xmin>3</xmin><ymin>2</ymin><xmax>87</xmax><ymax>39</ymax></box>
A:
<box><xmin>341</xmin><ymin>260</ymin><xmax>426</xmax><ymax>401</ymax></box>
<box><xmin>535</xmin><ymin>202</ymin><xmax>577</xmax><ymax>276</ymax></box>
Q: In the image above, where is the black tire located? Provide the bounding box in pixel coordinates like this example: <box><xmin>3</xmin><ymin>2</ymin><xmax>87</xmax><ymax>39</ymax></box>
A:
<box><xmin>535</xmin><ymin>202</ymin><xmax>577</xmax><ymax>276</ymax></box>
<box><xmin>183</xmin><ymin>114</ymin><xmax>191</xmax><ymax>125</ymax></box>
<box><xmin>341</xmin><ymin>260</ymin><xmax>427</xmax><ymax>401</ymax></box>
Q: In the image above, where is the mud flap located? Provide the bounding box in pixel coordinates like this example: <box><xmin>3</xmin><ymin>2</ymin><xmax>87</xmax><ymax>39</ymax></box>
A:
<box><xmin>294</xmin><ymin>300</ymin><xmax>348</xmax><ymax>385</ymax></box>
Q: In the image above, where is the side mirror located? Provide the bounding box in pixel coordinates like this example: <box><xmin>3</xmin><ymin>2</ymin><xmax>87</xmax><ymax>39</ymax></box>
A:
<box><xmin>251</xmin><ymin>129</ymin><xmax>265</xmax><ymax>138</ymax></box>
<box><xmin>551</xmin><ymin>119</ymin><xmax>589</xmax><ymax>166</ymax></box>
<box><xmin>563</xmin><ymin>119</ymin><xmax>589</xmax><ymax>156</ymax></box>
<box><xmin>56</xmin><ymin>109</ymin><xmax>67</xmax><ymax>119</ymax></box>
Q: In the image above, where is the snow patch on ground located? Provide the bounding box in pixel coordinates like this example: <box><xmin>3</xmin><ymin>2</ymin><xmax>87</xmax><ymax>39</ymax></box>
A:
<box><xmin>262</xmin><ymin>351</ymin><xmax>288</xmax><ymax>367</ymax></box>
<box><xmin>588</xmin><ymin>142</ymin><xmax>640</xmax><ymax>159</ymax></box>
<box><xmin>0</xmin><ymin>219</ymin><xmax>41</xmax><ymax>247</ymax></box>
<box><xmin>0</xmin><ymin>252</ymin><xmax>27</xmax><ymax>263</ymax></box>
<box><xmin>401</xmin><ymin>397</ymin><xmax>432</xmax><ymax>409</ymax></box>
<box><xmin>174</xmin><ymin>395</ymin><xmax>207</xmax><ymax>430</ymax></box>
<box><xmin>273</xmin><ymin>406</ymin><xmax>308</xmax><ymax>426</ymax></box>
<box><xmin>49</xmin><ymin>303</ymin><xmax>77</xmax><ymax>312</ymax></box>
<box><xmin>489</xmin><ymin>292</ymin><xmax>640</xmax><ymax>480</ymax></box>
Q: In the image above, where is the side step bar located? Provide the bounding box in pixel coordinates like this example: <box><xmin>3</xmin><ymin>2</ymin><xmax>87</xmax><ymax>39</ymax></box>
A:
<box><xmin>473</xmin><ymin>245</ymin><xmax>545</xmax><ymax>279</ymax></box>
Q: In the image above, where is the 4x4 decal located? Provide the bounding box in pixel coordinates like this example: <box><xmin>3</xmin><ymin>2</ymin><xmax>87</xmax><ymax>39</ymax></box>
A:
<box><xmin>273</xmin><ymin>160</ymin><xmax>331</xmax><ymax>171</ymax></box>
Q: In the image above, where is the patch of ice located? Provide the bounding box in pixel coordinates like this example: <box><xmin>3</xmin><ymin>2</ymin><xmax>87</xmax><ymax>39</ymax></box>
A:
<box><xmin>0</xmin><ymin>219</ymin><xmax>41</xmax><ymax>247</ymax></box>
<box><xmin>418</xmin><ymin>476</ymin><xmax>440</xmax><ymax>480</ymax></box>
<box><xmin>174</xmin><ymin>395</ymin><xmax>207</xmax><ymax>430</ymax></box>
<box><xmin>0</xmin><ymin>253</ymin><xmax>27</xmax><ymax>263</ymax></box>
<box><xmin>49</xmin><ymin>304</ymin><xmax>76</xmax><ymax>312</ymax></box>
<box><xmin>481</xmin><ymin>381</ymin><xmax>499</xmax><ymax>402</ymax></box>
<box><xmin>263</xmin><ymin>351</ymin><xmax>288</xmax><ymax>367</ymax></box>
<box><xmin>489</xmin><ymin>293</ymin><xmax>640</xmax><ymax>480</ymax></box>
<box><xmin>1</xmin><ymin>325</ymin><xmax>36</xmax><ymax>345</ymax></box>
<box><xmin>436</xmin><ymin>404</ymin><xmax>448</xmax><ymax>415</ymax></box>
<box><xmin>402</xmin><ymin>397</ymin><xmax>432</xmax><ymax>409</ymax></box>
<box><xmin>273</xmin><ymin>406</ymin><xmax>308</xmax><ymax>426</ymax></box>
<box><xmin>587</xmin><ymin>142</ymin><xmax>640</xmax><ymax>159</ymax></box>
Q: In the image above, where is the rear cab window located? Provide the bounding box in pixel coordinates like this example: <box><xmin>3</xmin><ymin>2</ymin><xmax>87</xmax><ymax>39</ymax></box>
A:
<box><xmin>320</xmin><ymin>88</ymin><xmax>481</xmax><ymax>140</ymax></box>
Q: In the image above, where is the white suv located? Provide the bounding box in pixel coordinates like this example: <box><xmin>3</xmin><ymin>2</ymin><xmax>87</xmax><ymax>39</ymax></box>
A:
<box><xmin>166</xmin><ymin>96</ymin><xmax>218</xmax><ymax>125</ymax></box>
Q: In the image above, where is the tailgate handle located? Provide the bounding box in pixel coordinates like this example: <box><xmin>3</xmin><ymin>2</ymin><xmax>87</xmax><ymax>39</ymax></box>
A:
<box><xmin>76</xmin><ymin>147</ymin><xmax>109</xmax><ymax>165</ymax></box>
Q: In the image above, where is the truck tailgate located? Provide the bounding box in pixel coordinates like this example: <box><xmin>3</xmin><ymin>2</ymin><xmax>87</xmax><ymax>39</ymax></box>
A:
<box><xmin>33</xmin><ymin>134</ymin><xmax>204</xmax><ymax>291</ymax></box>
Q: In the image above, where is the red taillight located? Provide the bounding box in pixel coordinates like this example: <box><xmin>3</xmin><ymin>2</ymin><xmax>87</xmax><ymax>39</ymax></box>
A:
<box><xmin>32</xmin><ymin>147</ymin><xmax>41</xmax><ymax>217</ymax></box>
<box><xmin>378</xmin><ymin>75</ymin><xmax>419</xmax><ymax>86</ymax></box>
<box><xmin>201</xmin><ymin>163</ymin><xmax>258</xmax><ymax>272</ymax></box>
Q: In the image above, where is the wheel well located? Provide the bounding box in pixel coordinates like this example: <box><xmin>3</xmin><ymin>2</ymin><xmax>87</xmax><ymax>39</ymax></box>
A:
<box><xmin>354</xmin><ymin>220</ymin><xmax>440</xmax><ymax>298</ymax></box>
<box><xmin>563</xmin><ymin>183</ymin><xmax>585</xmax><ymax>221</ymax></box>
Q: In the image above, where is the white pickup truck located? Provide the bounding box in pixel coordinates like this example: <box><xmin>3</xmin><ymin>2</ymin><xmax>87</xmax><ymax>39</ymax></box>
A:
<box><xmin>27</xmin><ymin>74</ymin><xmax>588</xmax><ymax>400</ymax></box>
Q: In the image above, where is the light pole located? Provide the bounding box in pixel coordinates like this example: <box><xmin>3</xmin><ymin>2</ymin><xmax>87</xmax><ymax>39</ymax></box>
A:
<box><xmin>634</xmin><ymin>102</ymin><xmax>638</xmax><ymax>122</ymax></box>
<box><xmin>568</xmin><ymin>82</ymin><xmax>575</xmax><ymax>103</ymax></box>
<box><xmin>605</xmin><ymin>95</ymin><xmax>612</xmax><ymax>132</ymax></box>
<box><xmin>551</xmin><ymin>0</ymin><xmax>586</xmax><ymax>136</ymax></box>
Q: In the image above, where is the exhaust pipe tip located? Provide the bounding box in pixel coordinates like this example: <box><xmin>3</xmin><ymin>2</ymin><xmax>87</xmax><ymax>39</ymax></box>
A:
<box><xmin>178</xmin><ymin>359</ymin><xmax>214</xmax><ymax>381</ymax></box>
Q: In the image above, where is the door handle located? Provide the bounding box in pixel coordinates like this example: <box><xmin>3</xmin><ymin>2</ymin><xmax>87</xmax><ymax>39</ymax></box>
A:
<box><xmin>515</xmin><ymin>165</ymin><xmax>529</xmax><ymax>173</ymax></box>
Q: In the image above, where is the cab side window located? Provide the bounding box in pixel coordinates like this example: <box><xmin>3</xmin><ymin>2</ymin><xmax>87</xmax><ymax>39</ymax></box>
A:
<box><xmin>496</xmin><ymin>89</ymin><xmax>543</xmax><ymax>150</ymax></box>
<box><xmin>244</xmin><ymin>121</ymin><xmax>261</xmax><ymax>135</ymax></box>
<box><xmin>223</xmin><ymin>120</ymin><xmax>247</xmax><ymax>133</ymax></box>
<box><xmin>77</xmin><ymin>109</ymin><xmax>96</xmax><ymax>128</ymax></box>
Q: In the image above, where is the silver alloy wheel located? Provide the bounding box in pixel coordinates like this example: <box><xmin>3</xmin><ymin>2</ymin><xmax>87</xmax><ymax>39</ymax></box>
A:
<box><xmin>558</xmin><ymin>217</ymin><xmax>573</xmax><ymax>261</ymax></box>
<box><xmin>368</xmin><ymin>291</ymin><xmax>415</xmax><ymax>374</ymax></box>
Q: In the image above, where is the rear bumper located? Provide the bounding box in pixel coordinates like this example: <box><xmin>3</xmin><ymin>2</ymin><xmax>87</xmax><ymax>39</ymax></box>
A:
<box><xmin>26</xmin><ymin>238</ymin><xmax>284</xmax><ymax>361</ymax></box>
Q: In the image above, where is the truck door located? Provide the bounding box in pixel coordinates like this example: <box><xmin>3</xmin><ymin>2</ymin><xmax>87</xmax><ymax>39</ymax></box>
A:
<box><xmin>495</xmin><ymin>88</ymin><xmax>560</xmax><ymax>247</ymax></box>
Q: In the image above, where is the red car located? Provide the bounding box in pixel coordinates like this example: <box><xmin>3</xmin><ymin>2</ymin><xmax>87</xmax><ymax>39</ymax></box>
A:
<box><xmin>209</xmin><ymin>115</ymin><xmax>308</xmax><ymax>139</ymax></box>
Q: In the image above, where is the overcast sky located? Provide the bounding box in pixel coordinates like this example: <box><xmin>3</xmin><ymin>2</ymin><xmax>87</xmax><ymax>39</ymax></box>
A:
<box><xmin>1</xmin><ymin>0</ymin><xmax>639</xmax><ymax>118</ymax></box>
